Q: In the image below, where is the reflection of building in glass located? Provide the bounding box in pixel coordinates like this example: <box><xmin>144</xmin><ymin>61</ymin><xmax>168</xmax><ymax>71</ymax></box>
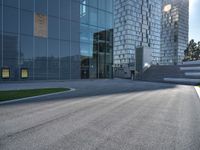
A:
<box><xmin>80</xmin><ymin>0</ymin><xmax>113</xmax><ymax>79</ymax></box>
<box><xmin>81</xmin><ymin>29</ymin><xmax>113</xmax><ymax>79</ymax></box>
<box><xmin>0</xmin><ymin>33</ymin><xmax>19</xmax><ymax>80</ymax></box>
<box><xmin>0</xmin><ymin>0</ymin><xmax>189</xmax><ymax>81</ymax></box>
<box><xmin>34</xmin><ymin>13</ymin><xmax>48</xmax><ymax>38</ymax></box>
<box><xmin>113</xmin><ymin>0</ymin><xmax>189</xmax><ymax>78</ymax></box>
<box><xmin>161</xmin><ymin>0</ymin><xmax>189</xmax><ymax>65</ymax></box>
<box><xmin>0</xmin><ymin>0</ymin><xmax>113</xmax><ymax>81</ymax></box>
<box><xmin>113</xmin><ymin>0</ymin><xmax>162</xmax><ymax>78</ymax></box>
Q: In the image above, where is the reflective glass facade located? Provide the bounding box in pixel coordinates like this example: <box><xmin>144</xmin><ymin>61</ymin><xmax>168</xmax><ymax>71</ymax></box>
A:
<box><xmin>80</xmin><ymin>0</ymin><xmax>113</xmax><ymax>79</ymax></box>
<box><xmin>113</xmin><ymin>0</ymin><xmax>162</xmax><ymax>78</ymax></box>
<box><xmin>113</xmin><ymin>0</ymin><xmax>188</xmax><ymax>78</ymax></box>
<box><xmin>0</xmin><ymin>0</ymin><xmax>113</xmax><ymax>80</ymax></box>
<box><xmin>161</xmin><ymin>0</ymin><xmax>189</xmax><ymax>65</ymax></box>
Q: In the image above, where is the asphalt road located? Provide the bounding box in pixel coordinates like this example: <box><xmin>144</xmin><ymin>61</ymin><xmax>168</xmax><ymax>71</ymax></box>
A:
<box><xmin>0</xmin><ymin>79</ymin><xmax>200</xmax><ymax>150</ymax></box>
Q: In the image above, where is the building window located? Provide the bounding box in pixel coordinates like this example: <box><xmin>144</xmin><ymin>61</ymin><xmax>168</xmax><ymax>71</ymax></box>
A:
<box><xmin>3</xmin><ymin>7</ymin><xmax>19</xmax><ymax>33</ymax></box>
<box><xmin>174</xmin><ymin>35</ymin><xmax>178</xmax><ymax>42</ymax></box>
<box><xmin>80</xmin><ymin>1</ymin><xmax>86</xmax><ymax>17</ymax></box>
<box><xmin>35</xmin><ymin>0</ymin><xmax>47</xmax><ymax>14</ymax></box>
<box><xmin>21</xmin><ymin>10</ymin><xmax>34</xmax><ymax>35</ymax></box>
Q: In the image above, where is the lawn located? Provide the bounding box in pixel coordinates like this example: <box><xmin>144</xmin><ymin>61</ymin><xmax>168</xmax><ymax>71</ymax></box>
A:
<box><xmin>0</xmin><ymin>88</ymin><xmax>69</xmax><ymax>101</ymax></box>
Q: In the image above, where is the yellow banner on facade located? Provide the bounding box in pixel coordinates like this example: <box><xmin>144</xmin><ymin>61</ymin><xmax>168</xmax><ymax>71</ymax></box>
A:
<box><xmin>34</xmin><ymin>13</ymin><xmax>48</xmax><ymax>38</ymax></box>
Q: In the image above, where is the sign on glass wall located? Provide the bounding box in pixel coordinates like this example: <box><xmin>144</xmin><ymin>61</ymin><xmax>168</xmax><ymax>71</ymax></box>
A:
<box><xmin>1</xmin><ymin>68</ymin><xmax>10</xmax><ymax>79</ymax></box>
<box><xmin>34</xmin><ymin>13</ymin><xmax>48</xmax><ymax>38</ymax></box>
<box><xmin>21</xmin><ymin>68</ymin><xmax>29</xmax><ymax>79</ymax></box>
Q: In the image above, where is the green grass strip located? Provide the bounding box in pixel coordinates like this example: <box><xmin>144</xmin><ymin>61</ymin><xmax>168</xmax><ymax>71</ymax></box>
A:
<box><xmin>0</xmin><ymin>88</ymin><xmax>69</xmax><ymax>101</ymax></box>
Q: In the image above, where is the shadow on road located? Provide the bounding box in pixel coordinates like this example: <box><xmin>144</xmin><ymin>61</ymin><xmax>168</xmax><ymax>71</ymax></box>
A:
<box><xmin>0</xmin><ymin>79</ymin><xmax>180</xmax><ymax>106</ymax></box>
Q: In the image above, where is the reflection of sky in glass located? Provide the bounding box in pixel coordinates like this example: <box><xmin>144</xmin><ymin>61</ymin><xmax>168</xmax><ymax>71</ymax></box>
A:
<box><xmin>189</xmin><ymin>0</ymin><xmax>200</xmax><ymax>41</ymax></box>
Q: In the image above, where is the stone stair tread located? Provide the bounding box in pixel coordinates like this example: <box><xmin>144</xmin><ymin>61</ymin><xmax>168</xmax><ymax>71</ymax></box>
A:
<box><xmin>180</xmin><ymin>67</ymin><xmax>200</xmax><ymax>70</ymax></box>
<box><xmin>185</xmin><ymin>72</ymin><xmax>200</xmax><ymax>74</ymax></box>
<box><xmin>164</xmin><ymin>78</ymin><xmax>200</xmax><ymax>83</ymax></box>
<box><xmin>182</xmin><ymin>61</ymin><xmax>200</xmax><ymax>65</ymax></box>
<box><xmin>142</xmin><ymin>63</ymin><xmax>200</xmax><ymax>85</ymax></box>
<box><xmin>179</xmin><ymin>64</ymin><xmax>200</xmax><ymax>67</ymax></box>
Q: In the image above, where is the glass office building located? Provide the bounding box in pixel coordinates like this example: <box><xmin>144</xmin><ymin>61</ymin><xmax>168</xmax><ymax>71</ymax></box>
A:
<box><xmin>0</xmin><ymin>0</ymin><xmax>113</xmax><ymax>80</ymax></box>
<box><xmin>80</xmin><ymin>0</ymin><xmax>113</xmax><ymax>79</ymax></box>
<box><xmin>113</xmin><ymin>0</ymin><xmax>162</xmax><ymax>78</ymax></box>
<box><xmin>113</xmin><ymin>0</ymin><xmax>188</xmax><ymax>78</ymax></box>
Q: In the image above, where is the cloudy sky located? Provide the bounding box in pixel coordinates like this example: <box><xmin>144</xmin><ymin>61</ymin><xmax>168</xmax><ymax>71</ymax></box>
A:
<box><xmin>189</xmin><ymin>0</ymin><xmax>200</xmax><ymax>42</ymax></box>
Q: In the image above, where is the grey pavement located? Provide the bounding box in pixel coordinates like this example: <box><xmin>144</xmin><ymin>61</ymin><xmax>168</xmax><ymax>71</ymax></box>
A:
<box><xmin>0</xmin><ymin>79</ymin><xmax>200</xmax><ymax>150</ymax></box>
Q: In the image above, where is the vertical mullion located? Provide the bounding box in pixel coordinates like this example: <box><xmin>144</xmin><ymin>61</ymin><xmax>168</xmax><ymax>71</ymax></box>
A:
<box><xmin>33</xmin><ymin>0</ymin><xmax>35</xmax><ymax>80</ymax></box>
<box><xmin>18</xmin><ymin>0</ymin><xmax>20</xmax><ymax>80</ymax></box>
<box><xmin>97</xmin><ymin>8</ymin><xmax>99</xmax><ymax>79</ymax></box>
<box><xmin>47</xmin><ymin>0</ymin><xmax>48</xmax><ymax>80</ymax></box>
<box><xmin>1</xmin><ymin>2</ymin><xmax>3</xmax><ymax>67</ymax></box>
<box><xmin>59</xmin><ymin>0</ymin><xmax>61</xmax><ymax>80</ymax></box>
<box><xmin>69</xmin><ymin>0</ymin><xmax>71</xmax><ymax>79</ymax></box>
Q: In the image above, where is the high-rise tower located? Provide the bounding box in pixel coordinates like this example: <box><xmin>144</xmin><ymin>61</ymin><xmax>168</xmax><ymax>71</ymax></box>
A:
<box><xmin>161</xmin><ymin>0</ymin><xmax>189</xmax><ymax>65</ymax></box>
<box><xmin>113</xmin><ymin>0</ymin><xmax>189</xmax><ymax>78</ymax></box>
<box><xmin>113</xmin><ymin>0</ymin><xmax>162</xmax><ymax>78</ymax></box>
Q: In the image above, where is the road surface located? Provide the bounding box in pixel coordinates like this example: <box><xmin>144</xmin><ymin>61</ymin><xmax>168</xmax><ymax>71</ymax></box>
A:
<box><xmin>0</xmin><ymin>79</ymin><xmax>200</xmax><ymax>150</ymax></box>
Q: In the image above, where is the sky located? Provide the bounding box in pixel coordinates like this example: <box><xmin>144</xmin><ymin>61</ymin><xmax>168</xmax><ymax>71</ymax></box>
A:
<box><xmin>189</xmin><ymin>0</ymin><xmax>200</xmax><ymax>42</ymax></box>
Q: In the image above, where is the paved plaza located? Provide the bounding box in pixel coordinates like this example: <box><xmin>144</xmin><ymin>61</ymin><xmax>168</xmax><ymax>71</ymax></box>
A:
<box><xmin>0</xmin><ymin>79</ymin><xmax>200</xmax><ymax>150</ymax></box>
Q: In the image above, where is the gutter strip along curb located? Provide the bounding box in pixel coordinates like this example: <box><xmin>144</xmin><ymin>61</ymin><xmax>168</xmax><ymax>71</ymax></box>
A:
<box><xmin>0</xmin><ymin>88</ymin><xmax>75</xmax><ymax>105</ymax></box>
<box><xmin>194</xmin><ymin>86</ymin><xmax>200</xmax><ymax>100</ymax></box>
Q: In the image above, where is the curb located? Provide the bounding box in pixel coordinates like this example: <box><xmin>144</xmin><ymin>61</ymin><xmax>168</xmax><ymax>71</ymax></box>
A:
<box><xmin>194</xmin><ymin>86</ymin><xmax>200</xmax><ymax>99</ymax></box>
<box><xmin>0</xmin><ymin>88</ymin><xmax>76</xmax><ymax>105</ymax></box>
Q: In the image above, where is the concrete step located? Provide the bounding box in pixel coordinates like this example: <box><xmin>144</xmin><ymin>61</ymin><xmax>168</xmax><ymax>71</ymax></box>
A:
<box><xmin>143</xmin><ymin>64</ymin><xmax>200</xmax><ymax>85</ymax></box>
<box><xmin>185</xmin><ymin>72</ymin><xmax>200</xmax><ymax>77</ymax></box>
<box><xmin>164</xmin><ymin>78</ymin><xmax>200</xmax><ymax>85</ymax></box>
<box><xmin>182</xmin><ymin>60</ymin><xmax>200</xmax><ymax>65</ymax></box>
<box><xmin>180</xmin><ymin>66</ymin><xmax>200</xmax><ymax>71</ymax></box>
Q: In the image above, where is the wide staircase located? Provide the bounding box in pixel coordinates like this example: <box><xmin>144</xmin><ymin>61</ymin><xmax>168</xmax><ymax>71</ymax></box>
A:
<box><xmin>141</xmin><ymin>60</ymin><xmax>200</xmax><ymax>85</ymax></box>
